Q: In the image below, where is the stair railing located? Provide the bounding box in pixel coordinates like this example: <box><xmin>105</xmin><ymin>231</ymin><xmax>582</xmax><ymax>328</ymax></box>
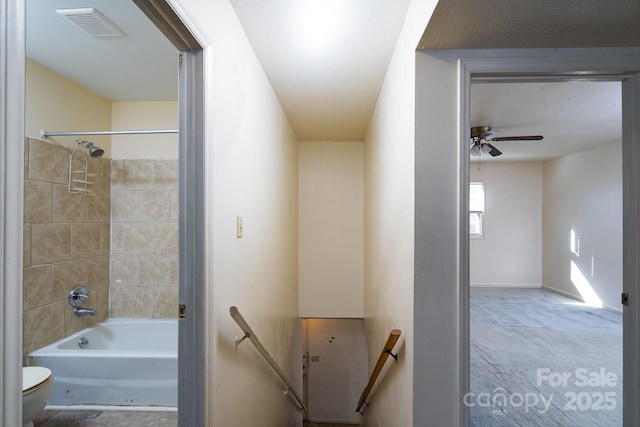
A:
<box><xmin>230</xmin><ymin>306</ymin><xmax>308</xmax><ymax>415</ymax></box>
<box><xmin>355</xmin><ymin>329</ymin><xmax>402</xmax><ymax>414</ymax></box>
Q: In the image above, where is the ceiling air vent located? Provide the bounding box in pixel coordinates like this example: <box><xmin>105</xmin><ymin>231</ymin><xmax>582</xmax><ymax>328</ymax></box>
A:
<box><xmin>56</xmin><ymin>8</ymin><xmax>124</xmax><ymax>38</ymax></box>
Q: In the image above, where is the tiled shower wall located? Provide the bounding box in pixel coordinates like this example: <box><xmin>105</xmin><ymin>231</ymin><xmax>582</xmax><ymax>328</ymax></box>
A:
<box><xmin>23</xmin><ymin>138</ymin><xmax>110</xmax><ymax>356</ymax></box>
<box><xmin>110</xmin><ymin>159</ymin><xmax>179</xmax><ymax>318</ymax></box>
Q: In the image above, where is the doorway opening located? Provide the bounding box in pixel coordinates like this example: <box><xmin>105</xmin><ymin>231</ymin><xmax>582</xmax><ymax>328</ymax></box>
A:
<box><xmin>414</xmin><ymin>48</ymin><xmax>640</xmax><ymax>426</ymax></box>
<box><xmin>16</xmin><ymin>0</ymin><xmax>204</xmax><ymax>425</ymax></box>
<box><xmin>302</xmin><ymin>318</ymin><xmax>368</xmax><ymax>425</ymax></box>
<box><xmin>468</xmin><ymin>78</ymin><xmax>623</xmax><ymax>426</ymax></box>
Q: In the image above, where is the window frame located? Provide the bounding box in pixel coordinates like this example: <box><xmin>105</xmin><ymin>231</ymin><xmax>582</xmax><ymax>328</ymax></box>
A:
<box><xmin>469</xmin><ymin>181</ymin><xmax>485</xmax><ymax>238</ymax></box>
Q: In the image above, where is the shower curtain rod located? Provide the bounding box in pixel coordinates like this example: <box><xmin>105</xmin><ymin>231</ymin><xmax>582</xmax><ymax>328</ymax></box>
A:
<box><xmin>40</xmin><ymin>129</ymin><xmax>178</xmax><ymax>139</ymax></box>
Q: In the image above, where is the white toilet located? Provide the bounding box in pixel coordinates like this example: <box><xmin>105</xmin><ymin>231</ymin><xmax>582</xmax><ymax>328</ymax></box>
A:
<box><xmin>22</xmin><ymin>367</ymin><xmax>54</xmax><ymax>427</ymax></box>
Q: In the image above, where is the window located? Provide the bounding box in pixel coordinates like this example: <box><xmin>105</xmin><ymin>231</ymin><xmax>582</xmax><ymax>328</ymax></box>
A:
<box><xmin>470</xmin><ymin>182</ymin><xmax>485</xmax><ymax>237</ymax></box>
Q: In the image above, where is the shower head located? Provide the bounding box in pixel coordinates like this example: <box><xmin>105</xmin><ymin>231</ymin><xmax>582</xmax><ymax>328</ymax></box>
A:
<box><xmin>86</xmin><ymin>142</ymin><xmax>105</xmax><ymax>158</ymax></box>
<box><xmin>76</xmin><ymin>139</ymin><xmax>104</xmax><ymax>158</ymax></box>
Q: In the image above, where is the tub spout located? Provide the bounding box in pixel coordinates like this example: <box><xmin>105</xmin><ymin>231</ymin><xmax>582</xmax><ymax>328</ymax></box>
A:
<box><xmin>74</xmin><ymin>307</ymin><xmax>96</xmax><ymax>317</ymax></box>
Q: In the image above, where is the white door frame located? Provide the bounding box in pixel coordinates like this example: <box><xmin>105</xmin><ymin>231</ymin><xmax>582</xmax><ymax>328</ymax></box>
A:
<box><xmin>0</xmin><ymin>0</ymin><xmax>25</xmax><ymax>425</ymax></box>
<box><xmin>0</xmin><ymin>1</ymin><xmax>206</xmax><ymax>424</ymax></box>
<box><xmin>132</xmin><ymin>2</ymin><xmax>206</xmax><ymax>424</ymax></box>
<box><xmin>415</xmin><ymin>47</ymin><xmax>640</xmax><ymax>426</ymax></box>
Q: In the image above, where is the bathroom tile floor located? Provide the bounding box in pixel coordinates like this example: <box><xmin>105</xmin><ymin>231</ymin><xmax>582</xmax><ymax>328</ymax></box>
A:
<box><xmin>34</xmin><ymin>409</ymin><xmax>177</xmax><ymax>426</ymax></box>
<box><xmin>303</xmin><ymin>423</ymin><xmax>359</xmax><ymax>427</ymax></box>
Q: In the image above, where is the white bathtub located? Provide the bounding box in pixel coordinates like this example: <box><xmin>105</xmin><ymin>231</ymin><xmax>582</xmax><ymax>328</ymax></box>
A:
<box><xmin>28</xmin><ymin>318</ymin><xmax>177</xmax><ymax>407</ymax></box>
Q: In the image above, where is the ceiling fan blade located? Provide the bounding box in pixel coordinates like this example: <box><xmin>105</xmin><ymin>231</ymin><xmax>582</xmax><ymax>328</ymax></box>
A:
<box><xmin>490</xmin><ymin>135</ymin><xmax>544</xmax><ymax>142</ymax></box>
<box><xmin>485</xmin><ymin>143</ymin><xmax>502</xmax><ymax>157</ymax></box>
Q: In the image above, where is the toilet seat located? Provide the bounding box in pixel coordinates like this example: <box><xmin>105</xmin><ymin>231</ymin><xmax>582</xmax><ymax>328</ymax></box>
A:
<box><xmin>23</xmin><ymin>367</ymin><xmax>53</xmax><ymax>395</ymax></box>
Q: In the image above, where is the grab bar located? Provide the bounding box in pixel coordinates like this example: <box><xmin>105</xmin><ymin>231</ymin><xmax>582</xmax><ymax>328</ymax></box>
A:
<box><xmin>229</xmin><ymin>306</ymin><xmax>308</xmax><ymax>415</ymax></box>
<box><xmin>355</xmin><ymin>329</ymin><xmax>402</xmax><ymax>414</ymax></box>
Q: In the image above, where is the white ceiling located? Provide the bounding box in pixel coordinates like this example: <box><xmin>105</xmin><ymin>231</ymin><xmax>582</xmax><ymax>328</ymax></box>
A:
<box><xmin>471</xmin><ymin>81</ymin><xmax>621</xmax><ymax>162</ymax></box>
<box><xmin>229</xmin><ymin>0</ymin><xmax>411</xmax><ymax>141</ymax></box>
<box><xmin>26</xmin><ymin>0</ymin><xmax>178</xmax><ymax>101</ymax></box>
<box><xmin>26</xmin><ymin>0</ymin><xmax>410</xmax><ymax>141</ymax></box>
<box><xmin>24</xmin><ymin>0</ymin><xmax>632</xmax><ymax>157</ymax></box>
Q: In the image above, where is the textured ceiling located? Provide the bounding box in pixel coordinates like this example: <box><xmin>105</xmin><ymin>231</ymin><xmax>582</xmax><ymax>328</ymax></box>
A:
<box><xmin>420</xmin><ymin>0</ymin><xmax>629</xmax><ymax>162</ymax></box>
<box><xmin>470</xmin><ymin>81</ymin><xmax>621</xmax><ymax>162</ymax></box>
<box><xmin>419</xmin><ymin>0</ymin><xmax>640</xmax><ymax>50</ymax></box>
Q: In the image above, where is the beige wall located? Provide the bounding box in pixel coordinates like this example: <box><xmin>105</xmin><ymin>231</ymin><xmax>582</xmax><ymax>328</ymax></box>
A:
<box><xmin>362</xmin><ymin>0</ymin><xmax>438</xmax><ymax>426</ymax></box>
<box><xmin>298</xmin><ymin>141</ymin><xmax>364</xmax><ymax>318</ymax></box>
<box><xmin>111</xmin><ymin>101</ymin><xmax>178</xmax><ymax>160</ymax></box>
<box><xmin>174</xmin><ymin>0</ymin><xmax>301</xmax><ymax>425</ymax></box>
<box><xmin>23</xmin><ymin>138</ymin><xmax>111</xmax><ymax>357</ymax></box>
<box><xmin>25</xmin><ymin>59</ymin><xmax>112</xmax><ymax>156</ymax></box>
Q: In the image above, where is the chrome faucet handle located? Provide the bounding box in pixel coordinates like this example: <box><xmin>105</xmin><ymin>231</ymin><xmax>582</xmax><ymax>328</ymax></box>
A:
<box><xmin>68</xmin><ymin>285</ymin><xmax>90</xmax><ymax>308</ymax></box>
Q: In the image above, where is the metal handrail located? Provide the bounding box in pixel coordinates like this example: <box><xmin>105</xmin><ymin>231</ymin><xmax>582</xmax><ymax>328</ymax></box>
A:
<box><xmin>229</xmin><ymin>306</ymin><xmax>308</xmax><ymax>415</ymax></box>
<box><xmin>355</xmin><ymin>329</ymin><xmax>402</xmax><ymax>414</ymax></box>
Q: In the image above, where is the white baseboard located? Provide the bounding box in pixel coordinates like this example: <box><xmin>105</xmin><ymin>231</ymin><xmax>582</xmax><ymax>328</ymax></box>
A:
<box><xmin>541</xmin><ymin>285</ymin><xmax>583</xmax><ymax>302</ymax></box>
<box><xmin>471</xmin><ymin>283</ymin><xmax>542</xmax><ymax>288</ymax></box>
<box><xmin>542</xmin><ymin>285</ymin><xmax>623</xmax><ymax>313</ymax></box>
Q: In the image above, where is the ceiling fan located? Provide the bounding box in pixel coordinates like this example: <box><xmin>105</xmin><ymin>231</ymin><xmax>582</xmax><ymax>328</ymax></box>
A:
<box><xmin>470</xmin><ymin>126</ymin><xmax>544</xmax><ymax>157</ymax></box>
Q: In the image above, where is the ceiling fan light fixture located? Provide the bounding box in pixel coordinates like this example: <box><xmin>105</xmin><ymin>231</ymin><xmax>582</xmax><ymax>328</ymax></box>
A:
<box><xmin>470</xmin><ymin>126</ymin><xmax>544</xmax><ymax>158</ymax></box>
